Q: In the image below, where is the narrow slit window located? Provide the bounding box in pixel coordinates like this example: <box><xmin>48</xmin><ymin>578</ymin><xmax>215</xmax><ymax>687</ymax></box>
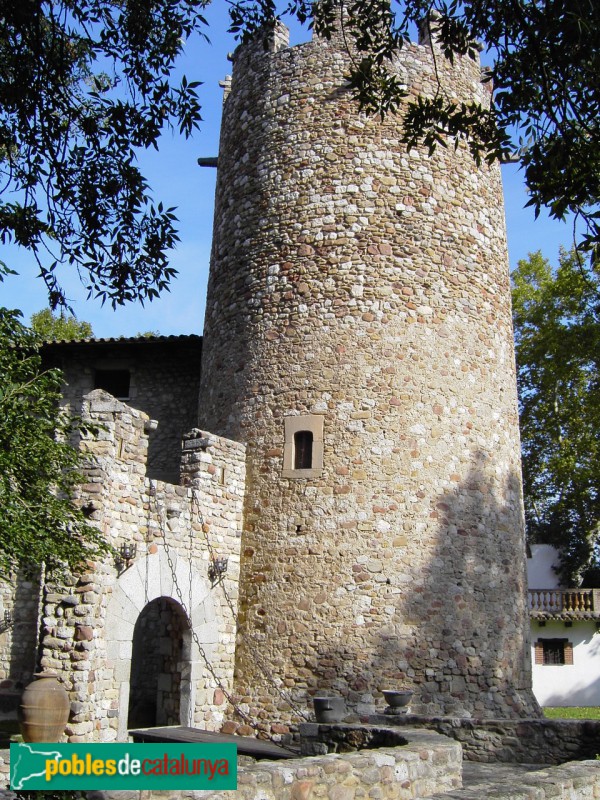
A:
<box><xmin>294</xmin><ymin>430</ymin><xmax>313</xmax><ymax>470</ymax></box>
<box><xmin>283</xmin><ymin>415</ymin><xmax>324</xmax><ymax>478</ymax></box>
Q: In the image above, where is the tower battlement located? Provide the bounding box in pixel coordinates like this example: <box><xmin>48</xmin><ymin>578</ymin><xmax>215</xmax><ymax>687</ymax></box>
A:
<box><xmin>226</xmin><ymin>16</ymin><xmax>490</xmax><ymax>115</ymax></box>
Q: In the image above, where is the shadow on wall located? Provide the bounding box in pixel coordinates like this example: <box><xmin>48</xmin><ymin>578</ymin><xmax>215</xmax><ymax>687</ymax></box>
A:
<box><xmin>312</xmin><ymin>455</ymin><xmax>538</xmax><ymax>719</ymax></box>
<box><xmin>9</xmin><ymin>568</ymin><xmax>41</xmax><ymax>685</ymax></box>
<box><xmin>0</xmin><ymin>568</ymin><xmax>42</xmax><ymax>726</ymax></box>
<box><xmin>542</xmin><ymin>672</ymin><xmax>600</xmax><ymax>708</ymax></box>
<box><xmin>386</xmin><ymin>456</ymin><xmax>535</xmax><ymax>717</ymax></box>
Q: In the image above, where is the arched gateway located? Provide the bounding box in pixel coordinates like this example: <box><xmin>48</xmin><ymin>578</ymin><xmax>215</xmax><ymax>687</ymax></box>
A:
<box><xmin>128</xmin><ymin>596</ymin><xmax>188</xmax><ymax>729</ymax></box>
<box><xmin>105</xmin><ymin>546</ymin><xmax>218</xmax><ymax>741</ymax></box>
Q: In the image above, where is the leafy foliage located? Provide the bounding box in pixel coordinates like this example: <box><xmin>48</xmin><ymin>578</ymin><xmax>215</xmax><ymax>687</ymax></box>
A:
<box><xmin>0</xmin><ymin>0</ymin><xmax>208</xmax><ymax>308</ymax></box>
<box><xmin>512</xmin><ymin>250</ymin><xmax>600</xmax><ymax>584</ymax></box>
<box><xmin>0</xmin><ymin>308</ymin><xmax>110</xmax><ymax>579</ymax></box>
<box><xmin>136</xmin><ymin>329</ymin><xmax>162</xmax><ymax>337</ymax></box>
<box><xmin>543</xmin><ymin>707</ymin><xmax>600</xmax><ymax>719</ymax></box>
<box><xmin>229</xmin><ymin>0</ymin><xmax>600</xmax><ymax>258</ymax></box>
<box><xmin>30</xmin><ymin>308</ymin><xmax>94</xmax><ymax>341</ymax></box>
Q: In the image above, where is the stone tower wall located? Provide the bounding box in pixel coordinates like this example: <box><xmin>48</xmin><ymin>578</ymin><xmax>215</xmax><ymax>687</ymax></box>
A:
<box><xmin>198</xmin><ymin>23</ymin><xmax>539</xmax><ymax>721</ymax></box>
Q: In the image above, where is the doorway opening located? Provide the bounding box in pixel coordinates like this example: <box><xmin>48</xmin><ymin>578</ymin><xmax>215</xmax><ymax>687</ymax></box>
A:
<box><xmin>128</xmin><ymin>597</ymin><xmax>189</xmax><ymax>729</ymax></box>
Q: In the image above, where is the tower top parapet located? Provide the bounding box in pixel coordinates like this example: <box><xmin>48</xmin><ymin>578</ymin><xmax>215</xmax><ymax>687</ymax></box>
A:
<box><xmin>227</xmin><ymin>11</ymin><xmax>488</xmax><ymax>114</ymax></box>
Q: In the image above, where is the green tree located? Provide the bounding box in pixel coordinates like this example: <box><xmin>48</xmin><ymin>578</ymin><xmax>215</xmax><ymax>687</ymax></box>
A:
<box><xmin>512</xmin><ymin>250</ymin><xmax>600</xmax><ymax>584</ymax></box>
<box><xmin>0</xmin><ymin>0</ymin><xmax>207</xmax><ymax>308</ymax></box>
<box><xmin>30</xmin><ymin>308</ymin><xmax>94</xmax><ymax>341</ymax></box>
<box><xmin>231</xmin><ymin>0</ymin><xmax>600</xmax><ymax>258</ymax></box>
<box><xmin>0</xmin><ymin>1</ymin><xmax>203</xmax><ymax>577</ymax></box>
<box><xmin>0</xmin><ymin>308</ymin><xmax>109</xmax><ymax>578</ymax></box>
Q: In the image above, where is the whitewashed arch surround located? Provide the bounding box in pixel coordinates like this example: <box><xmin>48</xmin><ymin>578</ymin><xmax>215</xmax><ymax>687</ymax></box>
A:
<box><xmin>105</xmin><ymin>546</ymin><xmax>218</xmax><ymax>740</ymax></box>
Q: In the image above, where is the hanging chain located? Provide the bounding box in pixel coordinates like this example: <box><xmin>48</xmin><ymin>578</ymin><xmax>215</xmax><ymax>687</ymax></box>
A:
<box><xmin>144</xmin><ymin>484</ymin><xmax>154</xmax><ymax>606</ymax></box>
<box><xmin>150</xmin><ymin>484</ymin><xmax>301</xmax><ymax>751</ymax></box>
<box><xmin>189</xmin><ymin>490</ymin><xmax>311</xmax><ymax>722</ymax></box>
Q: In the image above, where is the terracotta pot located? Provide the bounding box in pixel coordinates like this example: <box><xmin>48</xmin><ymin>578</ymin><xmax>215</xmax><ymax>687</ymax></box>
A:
<box><xmin>20</xmin><ymin>672</ymin><xmax>70</xmax><ymax>742</ymax></box>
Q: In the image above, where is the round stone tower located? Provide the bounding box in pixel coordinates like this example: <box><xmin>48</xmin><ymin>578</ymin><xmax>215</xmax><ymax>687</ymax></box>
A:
<box><xmin>198</xmin><ymin>19</ymin><xmax>539</xmax><ymax>721</ymax></box>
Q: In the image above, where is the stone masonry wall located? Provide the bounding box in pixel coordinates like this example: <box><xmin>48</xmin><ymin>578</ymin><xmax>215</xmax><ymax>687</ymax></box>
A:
<box><xmin>370</xmin><ymin>714</ymin><xmax>600</xmax><ymax>764</ymax></box>
<box><xmin>0</xmin><ymin>726</ymin><xmax>462</xmax><ymax>798</ymax></box>
<box><xmin>3</xmin><ymin>748</ymin><xmax>600</xmax><ymax>799</ymax></box>
<box><xmin>0</xmin><ymin>571</ymin><xmax>40</xmax><ymax>721</ymax></box>
<box><xmin>43</xmin><ymin>336</ymin><xmax>202</xmax><ymax>483</ymax></box>
<box><xmin>37</xmin><ymin>390</ymin><xmax>245</xmax><ymax>741</ymax></box>
<box><xmin>198</xmin><ymin>18</ymin><xmax>538</xmax><ymax>724</ymax></box>
<box><xmin>429</xmin><ymin>762</ymin><xmax>600</xmax><ymax>800</ymax></box>
<box><xmin>201</xmin><ymin>726</ymin><xmax>463</xmax><ymax>800</ymax></box>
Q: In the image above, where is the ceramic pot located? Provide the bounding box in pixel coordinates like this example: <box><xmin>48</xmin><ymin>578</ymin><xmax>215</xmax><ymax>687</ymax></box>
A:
<box><xmin>20</xmin><ymin>672</ymin><xmax>70</xmax><ymax>742</ymax></box>
<box><xmin>312</xmin><ymin>695</ymin><xmax>346</xmax><ymax>723</ymax></box>
<box><xmin>382</xmin><ymin>689</ymin><xmax>413</xmax><ymax>708</ymax></box>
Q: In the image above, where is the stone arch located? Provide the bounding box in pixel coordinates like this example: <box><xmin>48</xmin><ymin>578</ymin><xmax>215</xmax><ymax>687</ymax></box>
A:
<box><xmin>105</xmin><ymin>546</ymin><xmax>218</xmax><ymax>740</ymax></box>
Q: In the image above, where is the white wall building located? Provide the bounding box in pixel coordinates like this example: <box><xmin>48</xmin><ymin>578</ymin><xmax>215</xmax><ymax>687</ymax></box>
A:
<box><xmin>527</xmin><ymin>544</ymin><xmax>600</xmax><ymax>707</ymax></box>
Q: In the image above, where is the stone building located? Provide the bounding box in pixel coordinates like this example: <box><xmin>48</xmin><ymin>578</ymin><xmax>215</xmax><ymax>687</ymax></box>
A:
<box><xmin>42</xmin><ymin>334</ymin><xmax>203</xmax><ymax>483</ymax></box>
<box><xmin>0</xmin><ymin>14</ymin><xmax>540</xmax><ymax>742</ymax></box>
<box><xmin>0</xmin><ymin>338</ymin><xmax>247</xmax><ymax>741</ymax></box>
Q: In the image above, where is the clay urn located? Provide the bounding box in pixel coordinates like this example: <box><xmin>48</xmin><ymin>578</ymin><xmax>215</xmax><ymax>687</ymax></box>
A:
<box><xmin>20</xmin><ymin>672</ymin><xmax>70</xmax><ymax>742</ymax></box>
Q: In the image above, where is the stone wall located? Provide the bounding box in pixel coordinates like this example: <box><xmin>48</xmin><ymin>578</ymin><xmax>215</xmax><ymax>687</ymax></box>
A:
<box><xmin>42</xmin><ymin>336</ymin><xmax>202</xmax><ymax>483</ymax></box>
<box><xmin>428</xmin><ymin>762</ymin><xmax>600</xmax><ymax>800</ymax></box>
<box><xmin>9</xmin><ymin>389</ymin><xmax>245</xmax><ymax>741</ymax></box>
<box><xmin>3</xmin><ymin>743</ymin><xmax>600</xmax><ymax>799</ymax></box>
<box><xmin>0</xmin><ymin>571</ymin><xmax>40</xmax><ymax>721</ymax></box>
<box><xmin>198</xmin><ymin>15</ymin><xmax>537</xmax><ymax>723</ymax></box>
<box><xmin>207</xmin><ymin>727</ymin><xmax>462</xmax><ymax>800</ymax></box>
<box><xmin>370</xmin><ymin>714</ymin><xmax>600</xmax><ymax>764</ymax></box>
<box><xmin>0</xmin><ymin>726</ymin><xmax>462</xmax><ymax>798</ymax></box>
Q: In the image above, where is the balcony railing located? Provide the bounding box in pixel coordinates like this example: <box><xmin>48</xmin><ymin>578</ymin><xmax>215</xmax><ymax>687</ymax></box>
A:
<box><xmin>528</xmin><ymin>588</ymin><xmax>600</xmax><ymax>615</ymax></box>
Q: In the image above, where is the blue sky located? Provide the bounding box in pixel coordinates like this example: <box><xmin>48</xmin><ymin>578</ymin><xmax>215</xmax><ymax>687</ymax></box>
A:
<box><xmin>0</xmin><ymin>5</ymin><xmax>575</xmax><ymax>338</ymax></box>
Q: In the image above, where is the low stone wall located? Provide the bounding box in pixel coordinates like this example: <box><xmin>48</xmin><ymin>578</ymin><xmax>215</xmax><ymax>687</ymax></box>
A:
<box><xmin>0</xmin><ymin>727</ymin><xmax>461</xmax><ymax>799</ymax></box>
<box><xmin>205</xmin><ymin>728</ymin><xmax>461</xmax><ymax>800</ymax></box>
<box><xmin>369</xmin><ymin>714</ymin><xmax>600</xmax><ymax>764</ymax></box>
<box><xmin>2</xmin><ymin>740</ymin><xmax>600</xmax><ymax>799</ymax></box>
<box><xmin>428</xmin><ymin>760</ymin><xmax>600</xmax><ymax>800</ymax></box>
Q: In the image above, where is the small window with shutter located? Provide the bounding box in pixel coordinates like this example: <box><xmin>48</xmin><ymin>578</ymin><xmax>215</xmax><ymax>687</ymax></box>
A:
<box><xmin>534</xmin><ymin>638</ymin><xmax>573</xmax><ymax>666</ymax></box>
